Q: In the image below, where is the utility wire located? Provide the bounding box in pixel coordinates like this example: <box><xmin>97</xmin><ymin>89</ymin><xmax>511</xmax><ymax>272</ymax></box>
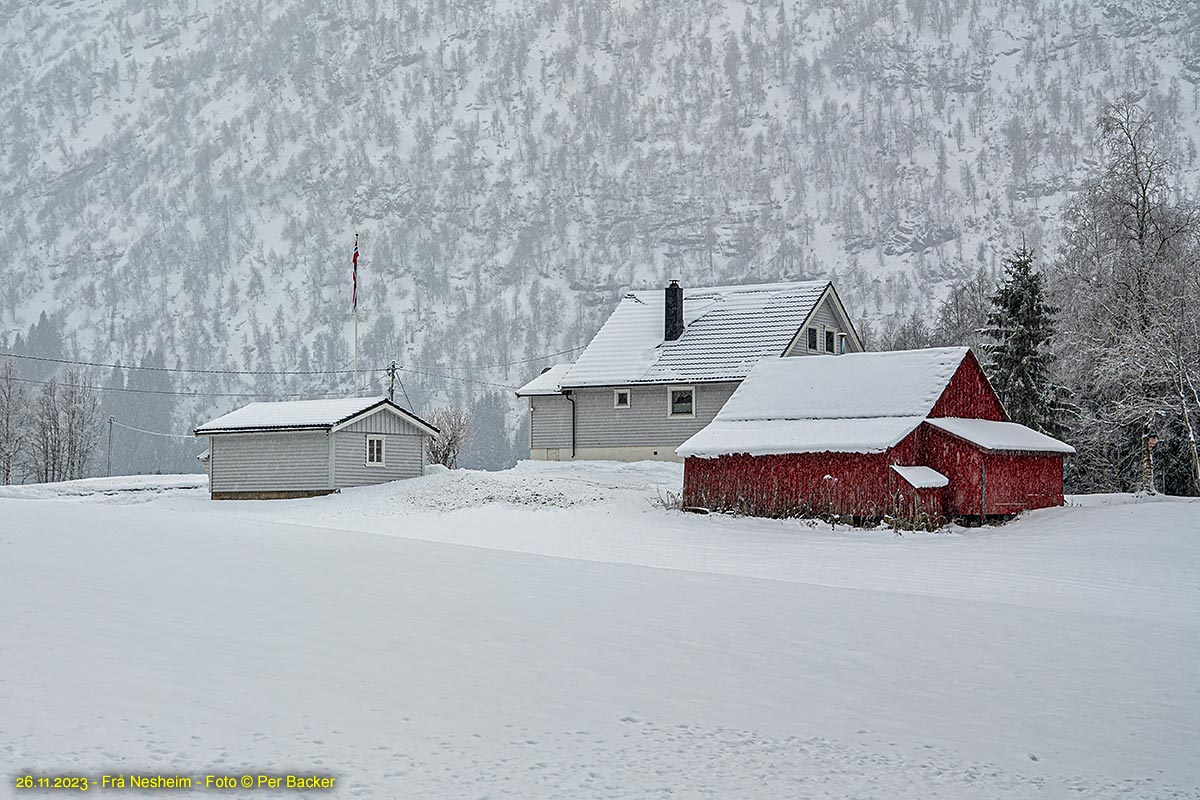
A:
<box><xmin>111</xmin><ymin>419</ymin><xmax>195</xmax><ymax>440</ymax></box>
<box><xmin>0</xmin><ymin>345</ymin><xmax>585</xmax><ymax>378</ymax></box>
<box><xmin>11</xmin><ymin>376</ymin><xmax>360</xmax><ymax>399</ymax></box>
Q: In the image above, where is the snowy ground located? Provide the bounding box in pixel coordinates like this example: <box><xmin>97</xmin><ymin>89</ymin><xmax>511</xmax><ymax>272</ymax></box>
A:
<box><xmin>2</xmin><ymin>461</ymin><xmax>1198</xmax><ymax>798</ymax></box>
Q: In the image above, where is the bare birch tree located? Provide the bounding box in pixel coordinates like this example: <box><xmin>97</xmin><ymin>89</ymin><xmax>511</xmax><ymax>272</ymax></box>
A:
<box><xmin>24</xmin><ymin>378</ymin><xmax>63</xmax><ymax>483</ymax></box>
<box><xmin>0</xmin><ymin>359</ymin><xmax>26</xmax><ymax>484</ymax></box>
<box><xmin>1053</xmin><ymin>96</ymin><xmax>1200</xmax><ymax>494</ymax></box>
<box><xmin>61</xmin><ymin>368</ymin><xmax>102</xmax><ymax>480</ymax></box>
<box><xmin>18</xmin><ymin>370</ymin><xmax>102</xmax><ymax>483</ymax></box>
<box><xmin>425</xmin><ymin>408</ymin><xmax>470</xmax><ymax>469</ymax></box>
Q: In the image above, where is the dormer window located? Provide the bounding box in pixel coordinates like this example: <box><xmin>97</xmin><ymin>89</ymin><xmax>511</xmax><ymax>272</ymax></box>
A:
<box><xmin>807</xmin><ymin>327</ymin><xmax>818</xmax><ymax>351</ymax></box>
<box><xmin>825</xmin><ymin>330</ymin><xmax>835</xmax><ymax>353</ymax></box>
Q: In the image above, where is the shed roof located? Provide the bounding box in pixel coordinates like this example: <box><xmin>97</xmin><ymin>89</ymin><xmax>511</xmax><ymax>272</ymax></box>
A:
<box><xmin>194</xmin><ymin>397</ymin><xmax>438</xmax><ymax>436</ymax></box>
<box><xmin>891</xmin><ymin>464</ymin><xmax>950</xmax><ymax>488</ymax></box>
<box><xmin>926</xmin><ymin>418</ymin><xmax>1075</xmax><ymax>454</ymax></box>
<box><xmin>542</xmin><ymin>281</ymin><xmax>843</xmax><ymax>390</ymax></box>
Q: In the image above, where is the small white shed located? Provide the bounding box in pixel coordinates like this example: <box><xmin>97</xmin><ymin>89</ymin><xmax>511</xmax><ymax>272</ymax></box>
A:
<box><xmin>194</xmin><ymin>397</ymin><xmax>439</xmax><ymax>500</ymax></box>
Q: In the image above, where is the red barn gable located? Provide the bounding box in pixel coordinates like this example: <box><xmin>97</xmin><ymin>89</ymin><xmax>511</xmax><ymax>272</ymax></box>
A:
<box><xmin>677</xmin><ymin>348</ymin><xmax>1073</xmax><ymax>522</ymax></box>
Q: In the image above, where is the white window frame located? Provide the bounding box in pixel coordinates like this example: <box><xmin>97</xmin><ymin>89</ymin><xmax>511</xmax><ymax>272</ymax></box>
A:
<box><xmin>366</xmin><ymin>435</ymin><xmax>386</xmax><ymax>467</ymax></box>
<box><xmin>667</xmin><ymin>385</ymin><xmax>696</xmax><ymax>418</ymax></box>
<box><xmin>825</xmin><ymin>327</ymin><xmax>836</xmax><ymax>353</ymax></box>
<box><xmin>807</xmin><ymin>326</ymin><xmax>819</xmax><ymax>351</ymax></box>
<box><xmin>613</xmin><ymin>388</ymin><xmax>632</xmax><ymax>409</ymax></box>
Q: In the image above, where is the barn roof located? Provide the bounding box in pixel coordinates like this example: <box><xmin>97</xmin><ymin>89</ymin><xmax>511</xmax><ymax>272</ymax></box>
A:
<box><xmin>519</xmin><ymin>281</ymin><xmax>853</xmax><ymax>393</ymax></box>
<box><xmin>716</xmin><ymin>347</ymin><xmax>971</xmax><ymax>421</ymax></box>
<box><xmin>677</xmin><ymin>347</ymin><xmax>1076</xmax><ymax>459</ymax></box>
<box><xmin>677</xmin><ymin>416</ymin><xmax>927</xmax><ymax>457</ymax></box>
<box><xmin>194</xmin><ymin>397</ymin><xmax>438</xmax><ymax>436</ymax></box>
<box><xmin>927</xmin><ymin>418</ymin><xmax>1075</xmax><ymax>454</ymax></box>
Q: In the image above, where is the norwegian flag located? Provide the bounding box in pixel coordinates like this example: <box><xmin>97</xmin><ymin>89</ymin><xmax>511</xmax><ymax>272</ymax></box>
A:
<box><xmin>351</xmin><ymin>234</ymin><xmax>359</xmax><ymax>311</ymax></box>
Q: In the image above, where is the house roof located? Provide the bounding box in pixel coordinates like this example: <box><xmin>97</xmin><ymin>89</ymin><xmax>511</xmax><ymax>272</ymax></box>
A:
<box><xmin>891</xmin><ymin>464</ymin><xmax>950</xmax><ymax>489</ymax></box>
<box><xmin>515</xmin><ymin>364</ymin><xmax>573</xmax><ymax>396</ymax></box>
<box><xmin>538</xmin><ymin>281</ymin><xmax>842</xmax><ymax>391</ymax></box>
<box><xmin>927</xmin><ymin>418</ymin><xmax>1075</xmax><ymax>454</ymax></box>
<box><xmin>194</xmin><ymin>396</ymin><xmax>438</xmax><ymax>436</ymax></box>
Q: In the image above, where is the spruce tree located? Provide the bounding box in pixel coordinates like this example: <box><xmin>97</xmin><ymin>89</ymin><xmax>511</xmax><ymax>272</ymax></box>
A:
<box><xmin>982</xmin><ymin>245</ymin><xmax>1067</xmax><ymax>436</ymax></box>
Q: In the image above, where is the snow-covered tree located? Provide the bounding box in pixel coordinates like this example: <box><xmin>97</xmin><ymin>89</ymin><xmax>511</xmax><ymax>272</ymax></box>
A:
<box><xmin>982</xmin><ymin>245</ymin><xmax>1066</xmax><ymax>436</ymax></box>
<box><xmin>1052</xmin><ymin>97</ymin><xmax>1200</xmax><ymax>494</ymax></box>
<box><xmin>426</xmin><ymin>408</ymin><xmax>471</xmax><ymax>470</ymax></box>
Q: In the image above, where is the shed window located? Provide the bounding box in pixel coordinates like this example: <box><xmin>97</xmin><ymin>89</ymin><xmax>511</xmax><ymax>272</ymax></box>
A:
<box><xmin>825</xmin><ymin>330</ymin><xmax>836</xmax><ymax>353</ymax></box>
<box><xmin>613</xmin><ymin>388</ymin><xmax>631</xmax><ymax>409</ymax></box>
<box><xmin>366</xmin><ymin>436</ymin><xmax>386</xmax><ymax>465</ymax></box>
<box><xmin>668</xmin><ymin>386</ymin><xmax>695</xmax><ymax>417</ymax></box>
<box><xmin>807</xmin><ymin>327</ymin><xmax>818</xmax><ymax>350</ymax></box>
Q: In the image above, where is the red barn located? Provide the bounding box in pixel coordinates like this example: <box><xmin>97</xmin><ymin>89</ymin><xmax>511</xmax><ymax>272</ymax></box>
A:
<box><xmin>676</xmin><ymin>347</ymin><xmax>1073</xmax><ymax>522</ymax></box>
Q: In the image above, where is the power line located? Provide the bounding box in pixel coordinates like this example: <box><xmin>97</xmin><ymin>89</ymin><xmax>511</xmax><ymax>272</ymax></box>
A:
<box><xmin>0</xmin><ymin>345</ymin><xmax>585</xmax><ymax>378</ymax></box>
<box><xmin>390</xmin><ymin>364</ymin><xmax>517</xmax><ymax>390</ymax></box>
<box><xmin>11</xmin><ymin>376</ymin><xmax>357</xmax><ymax>399</ymax></box>
<box><xmin>111</xmin><ymin>419</ymin><xmax>194</xmax><ymax>439</ymax></box>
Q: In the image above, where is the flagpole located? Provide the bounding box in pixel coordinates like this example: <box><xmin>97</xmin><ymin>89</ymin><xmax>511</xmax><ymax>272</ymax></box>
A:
<box><xmin>352</xmin><ymin>231</ymin><xmax>360</xmax><ymax>398</ymax></box>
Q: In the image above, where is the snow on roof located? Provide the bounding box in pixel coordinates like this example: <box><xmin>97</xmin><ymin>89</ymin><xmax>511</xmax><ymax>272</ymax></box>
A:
<box><xmin>716</xmin><ymin>347</ymin><xmax>970</xmax><ymax>421</ymax></box>
<box><xmin>676</xmin><ymin>347</ymin><xmax>975</xmax><ymax>458</ymax></box>
<box><xmin>927</xmin><ymin>418</ymin><xmax>1076</xmax><ymax>454</ymax></box>
<box><xmin>558</xmin><ymin>281</ymin><xmax>831</xmax><ymax>387</ymax></box>
<box><xmin>195</xmin><ymin>396</ymin><xmax>395</xmax><ymax>433</ymax></box>
<box><xmin>676</xmin><ymin>417</ymin><xmax>925</xmax><ymax>458</ymax></box>
<box><xmin>891</xmin><ymin>464</ymin><xmax>950</xmax><ymax>489</ymax></box>
<box><xmin>515</xmin><ymin>364</ymin><xmax>573</xmax><ymax>396</ymax></box>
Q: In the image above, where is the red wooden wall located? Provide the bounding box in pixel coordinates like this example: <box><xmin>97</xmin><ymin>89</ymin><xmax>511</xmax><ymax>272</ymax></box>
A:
<box><xmin>928</xmin><ymin>350</ymin><xmax>1008</xmax><ymax>421</ymax></box>
<box><xmin>924</xmin><ymin>424</ymin><xmax>985</xmax><ymax>515</ymax></box>
<box><xmin>681</xmin><ymin>350</ymin><xmax>1065</xmax><ymax>521</ymax></box>
<box><xmin>979</xmin><ymin>452</ymin><xmax>1065</xmax><ymax>514</ymax></box>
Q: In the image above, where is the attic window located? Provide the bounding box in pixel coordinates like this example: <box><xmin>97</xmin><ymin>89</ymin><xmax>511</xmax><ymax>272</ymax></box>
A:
<box><xmin>668</xmin><ymin>386</ymin><xmax>695</xmax><ymax>417</ymax></box>
<box><xmin>825</xmin><ymin>330</ymin><xmax>836</xmax><ymax>353</ymax></box>
<box><xmin>807</xmin><ymin>327</ymin><xmax>818</xmax><ymax>351</ymax></box>
<box><xmin>613</xmin><ymin>388</ymin><xmax>631</xmax><ymax>409</ymax></box>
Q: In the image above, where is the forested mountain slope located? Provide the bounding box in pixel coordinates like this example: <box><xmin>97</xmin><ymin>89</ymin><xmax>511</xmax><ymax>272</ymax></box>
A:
<box><xmin>1</xmin><ymin>0</ymin><xmax>1198</xmax><ymax>469</ymax></box>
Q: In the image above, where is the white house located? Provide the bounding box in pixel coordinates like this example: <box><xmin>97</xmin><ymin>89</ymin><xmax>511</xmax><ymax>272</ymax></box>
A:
<box><xmin>194</xmin><ymin>397</ymin><xmax>439</xmax><ymax>499</ymax></box>
<box><xmin>516</xmin><ymin>279</ymin><xmax>862</xmax><ymax>462</ymax></box>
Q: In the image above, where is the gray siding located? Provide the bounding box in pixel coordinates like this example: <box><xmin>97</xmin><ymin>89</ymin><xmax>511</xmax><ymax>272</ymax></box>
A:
<box><xmin>333</xmin><ymin>408</ymin><xmax>426</xmax><ymax>486</ymax></box>
<box><xmin>340</xmin><ymin>410</ymin><xmax>426</xmax><ymax>436</ymax></box>
<box><xmin>576</xmin><ymin>382</ymin><xmax>737</xmax><ymax>449</ymax></box>
<box><xmin>788</xmin><ymin>295</ymin><xmax>858</xmax><ymax>355</ymax></box>
<box><xmin>530</xmin><ymin>394</ymin><xmax>573</xmax><ymax>449</ymax></box>
<box><xmin>210</xmin><ymin>432</ymin><xmax>331</xmax><ymax>493</ymax></box>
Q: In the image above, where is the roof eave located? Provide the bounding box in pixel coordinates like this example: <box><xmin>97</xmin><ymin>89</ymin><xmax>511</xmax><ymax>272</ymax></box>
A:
<box><xmin>193</xmin><ymin>424</ymin><xmax>332</xmax><ymax>436</ymax></box>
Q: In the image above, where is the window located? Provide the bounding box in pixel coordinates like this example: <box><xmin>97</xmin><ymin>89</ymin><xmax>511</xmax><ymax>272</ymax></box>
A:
<box><xmin>668</xmin><ymin>386</ymin><xmax>695</xmax><ymax>417</ymax></box>
<box><xmin>825</xmin><ymin>329</ymin><xmax>836</xmax><ymax>353</ymax></box>
<box><xmin>613</xmin><ymin>388</ymin><xmax>631</xmax><ymax>409</ymax></box>
<box><xmin>366</xmin><ymin>436</ymin><xmax>385</xmax><ymax>466</ymax></box>
<box><xmin>807</xmin><ymin>327</ymin><xmax>818</xmax><ymax>351</ymax></box>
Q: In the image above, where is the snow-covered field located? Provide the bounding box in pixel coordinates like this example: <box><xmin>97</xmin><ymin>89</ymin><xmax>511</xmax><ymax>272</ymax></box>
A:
<box><xmin>2</xmin><ymin>462</ymin><xmax>1198</xmax><ymax>798</ymax></box>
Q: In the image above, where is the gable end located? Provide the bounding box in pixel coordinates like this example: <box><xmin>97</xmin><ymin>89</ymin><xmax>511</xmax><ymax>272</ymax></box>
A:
<box><xmin>928</xmin><ymin>349</ymin><xmax>1007</xmax><ymax>421</ymax></box>
<box><xmin>781</xmin><ymin>283</ymin><xmax>864</xmax><ymax>356</ymax></box>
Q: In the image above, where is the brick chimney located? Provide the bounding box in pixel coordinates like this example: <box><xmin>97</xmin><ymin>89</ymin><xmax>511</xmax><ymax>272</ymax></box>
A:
<box><xmin>664</xmin><ymin>280</ymin><xmax>684</xmax><ymax>341</ymax></box>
